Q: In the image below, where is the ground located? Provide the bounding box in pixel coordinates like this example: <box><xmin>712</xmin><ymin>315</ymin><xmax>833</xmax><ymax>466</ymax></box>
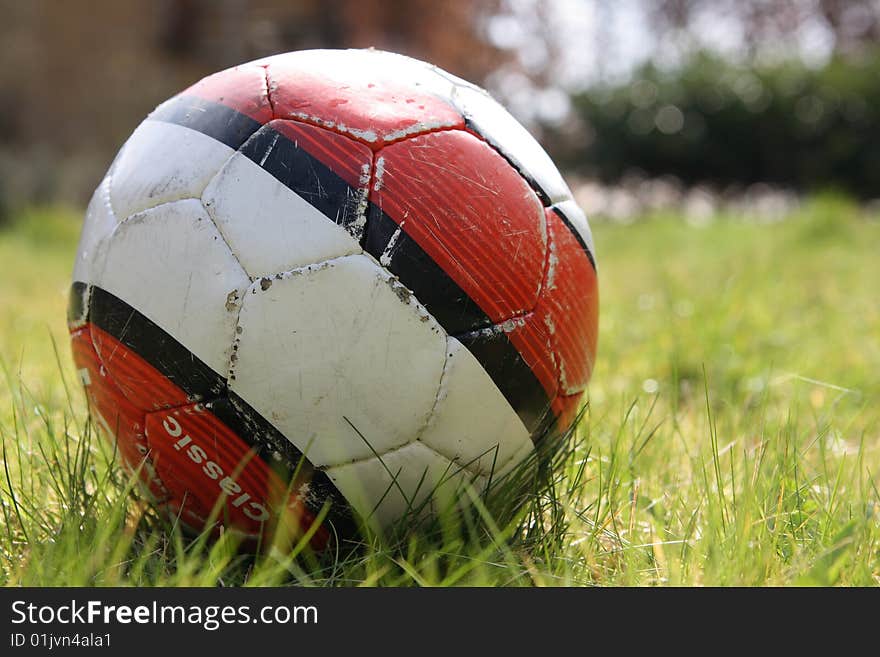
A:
<box><xmin>0</xmin><ymin>195</ymin><xmax>878</xmax><ymax>585</ymax></box>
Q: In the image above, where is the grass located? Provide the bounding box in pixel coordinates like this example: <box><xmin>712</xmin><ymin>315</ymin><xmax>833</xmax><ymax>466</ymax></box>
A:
<box><xmin>0</xmin><ymin>194</ymin><xmax>878</xmax><ymax>586</ymax></box>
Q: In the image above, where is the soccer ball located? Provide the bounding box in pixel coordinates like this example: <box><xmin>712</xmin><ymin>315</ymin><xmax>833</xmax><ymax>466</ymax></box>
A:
<box><xmin>68</xmin><ymin>49</ymin><xmax>598</xmax><ymax>548</ymax></box>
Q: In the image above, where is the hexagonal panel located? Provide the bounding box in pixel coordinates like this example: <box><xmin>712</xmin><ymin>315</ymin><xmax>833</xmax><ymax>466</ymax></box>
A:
<box><xmin>418</xmin><ymin>337</ymin><xmax>533</xmax><ymax>477</ymax></box>
<box><xmin>93</xmin><ymin>198</ymin><xmax>249</xmax><ymax>377</ymax></box>
<box><xmin>202</xmin><ymin>121</ymin><xmax>369</xmax><ymax>277</ymax></box>
<box><xmin>325</xmin><ymin>440</ymin><xmax>487</xmax><ymax>529</ymax></box>
<box><xmin>230</xmin><ymin>254</ymin><xmax>447</xmax><ymax>468</ymax></box>
<box><xmin>109</xmin><ymin>119</ymin><xmax>236</xmax><ymax>220</ymax></box>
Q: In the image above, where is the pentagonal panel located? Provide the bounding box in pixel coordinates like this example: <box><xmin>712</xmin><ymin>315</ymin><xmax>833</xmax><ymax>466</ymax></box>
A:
<box><xmin>325</xmin><ymin>441</ymin><xmax>487</xmax><ymax>529</ymax></box>
<box><xmin>72</xmin><ymin>175</ymin><xmax>117</xmax><ymax>286</ymax></box>
<box><xmin>451</xmin><ymin>84</ymin><xmax>573</xmax><ymax>205</ymax></box>
<box><xmin>230</xmin><ymin>254</ymin><xmax>447</xmax><ymax>468</ymax></box>
<box><xmin>258</xmin><ymin>49</ymin><xmax>463</xmax><ymax>145</ymax></box>
<box><xmin>93</xmin><ymin>198</ymin><xmax>249</xmax><ymax>378</ymax></box>
<box><xmin>418</xmin><ymin>337</ymin><xmax>532</xmax><ymax>477</ymax></box>
<box><xmin>202</xmin><ymin>121</ymin><xmax>369</xmax><ymax>277</ymax></box>
<box><xmin>109</xmin><ymin>119</ymin><xmax>236</xmax><ymax>219</ymax></box>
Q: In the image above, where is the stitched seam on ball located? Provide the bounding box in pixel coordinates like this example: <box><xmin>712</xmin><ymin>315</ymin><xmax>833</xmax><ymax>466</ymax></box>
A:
<box><xmin>93</xmin><ymin>191</ymin><xmax>250</xmax><ymax>397</ymax></box>
<box><xmin>409</xmin><ymin>342</ymin><xmax>452</xmax><ymax>456</ymax></box>
<box><xmin>111</xmin><ymin>196</ymin><xmax>200</xmax><ymax>227</ymax></box>
<box><xmin>199</xmin><ymin>199</ymin><xmax>247</xmax><ymax>277</ymax></box>
<box><xmin>261</xmin><ymin>64</ymin><xmax>276</xmax><ymax>118</ymax></box>
<box><xmin>408</xmin><ymin>338</ymin><xmax>535</xmax><ymax>479</ymax></box>
<box><xmin>349</xmin><ymin>141</ymin><xmax>374</xmax><ymax>245</ymax></box>
<box><xmin>324</xmin><ymin>436</ymin><xmax>487</xmax><ymax>487</ymax></box>
<box><xmin>262</xmin><ymin>62</ymin><xmax>466</xmax><ymax>149</ymax></box>
<box><xmin>534</xmin><ymin>209</ymin><xmax>566</xmax><ymax>396</ymax></box>
<box><xmin>234</xmin><ymin>250</ymin><xmax>447</xmax><ymax>468</ymax></box>
<box><xmin>195</xmin><ymin>147</ymin><xmax>257</xmax><ymax>387</ymax></box>
<box><xmin>534</xmin><ymin>206</ymin><xmax>553</xmax><ymax>301</ymax></box>
<box><xmin>200</xmin><ymin>123</ymin><xmax>373</xmax><ymax>276</ymax></box>
<box><xmin>274</xmin><ymin>115</ymin><xmax>465</xmax><ymax>150</ymax></box>
<box><xmin>86</xmin><ymin>175</ymin><xmax>119</xmax><ymax>291</ymax></box>
<box><xmin>200</xmin><ymin>146</ymin><xmax>259</xmax><ymax>278</ymax></box>
<box><xmin>105</xmin><ymin>139</ymin><xmax>125</xmax><ymax>221</ymax></box>
<box><xmin>242</xmin><ymin>253</ymin><xmax>363</xmax><ymax>296</ymax></box>
<box><xmin>451</xmin><ymin>310</ymin><xmax>535</xmax><ymax>341</ymax></box>
<box><xmin>222</xmin><ymin>274</ymin><xmax>247</xmax><ymax>386</ymax></box>
<box><xmin>359</xmin><ymin>150</ymin><xmax>381</xmax><ymax>251</ymax></box>
<box><xmin>109</xmin><ymin>119</ymin><xmax>243</xmax><ymax>221</ymax></box>
<box><xmin>361</xmin><ymin>146</ymin><xmax>449</xmax><ymax>466</ymax></box>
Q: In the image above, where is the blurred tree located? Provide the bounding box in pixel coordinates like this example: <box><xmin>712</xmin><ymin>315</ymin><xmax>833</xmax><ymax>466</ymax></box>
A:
<box><xmin>0</xmin><ymin>0</ymin><xmax>507</xmax><ymax>208</ymax></box>
<box><xmin>555</xmin><ymin>51</ymin><xmax>880</xmax><ymax>198</ymax></box>
<box><xmin>156</xmin><ymin>0</ymin><xmax>507</xmax><ymax>83</ymax></box>
<box><xmin>649</xmin><ymin>0</ymin><xmax>880</xmax><ymax>56</ymax></box>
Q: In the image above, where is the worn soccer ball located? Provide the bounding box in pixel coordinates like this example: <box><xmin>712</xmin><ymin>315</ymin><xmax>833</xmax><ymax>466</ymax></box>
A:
<box><xmin>68</xmin><ymin>49</ymin><xmax>598</xmax><ymax>547</ymax></box>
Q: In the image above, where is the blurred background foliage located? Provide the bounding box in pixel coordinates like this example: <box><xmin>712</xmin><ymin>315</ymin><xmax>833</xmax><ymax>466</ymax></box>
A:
<box><xmin>554</xmin><ymin>52</ymin><xmax>880</xmax><ymax>198</ymax></box>
<box><xmin>1</xmin><ymin>0</ymin><xmax>879</xmax><ymax>217</ymax></box>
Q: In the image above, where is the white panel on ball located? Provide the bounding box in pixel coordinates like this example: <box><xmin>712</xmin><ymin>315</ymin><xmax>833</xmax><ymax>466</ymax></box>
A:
<box><xmin>451</xmin><ymin>85</ymin><xmax>573</xmax><ymax>205</ymax></box>
<box><xmin>230</xmin><ymin>254</ymin><xmax>447</xmax><ymax>468</ymax></box>
<box><xmin>325</xmin><ymin>440</ymin><xmax>488</xmax><ymax>529</ymax></box>
<box><xmin>202</xmin><ymin>152</ymin><xmax>362</xmax><ymax>278</ymax></box>
<box><xmin>72</xmin><ymin>175</ymin><xmax>117</xmax><ymax>285</ymax></box>
<box><xmin>109</xmin><ymin>119</ymin><xmax>235</xmax><ymax>220</ymax></box>
<box><xmin>94</xmin><ymin>199</ymin><xmax>249</xmax><ymax>376</ymax></box>
<box><xmin>418</xmin><ymin>337</ymin><xmax>533</xmax><ymax>478</ymax></box>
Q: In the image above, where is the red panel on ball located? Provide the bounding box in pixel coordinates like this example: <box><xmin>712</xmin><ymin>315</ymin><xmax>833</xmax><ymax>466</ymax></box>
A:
<box><xmin>70</xmin><ymin>326</ymin><xmax>167</xmax><ymax>500</ymax></box>
<box><xmin>145</xmin><ymin>404</ymin><xmax>329</xmax><ymax>546</ymax></box>
<box><xmin>78</xmin><ymin>321</ymin><xmax>331</xmax><ymax>547</ymax></box>
<box><xmin>551</xmin><ymin>391</ymin><xmax>585</xmax><ymax>430</ymax></box>
<box><xmin>504</xmin><ymin>313</ymin><xmax>559</xmax><ymax>401</ymax></box>
<box><xmin>373</xmin><ymin>129</ymin><xmax>548</xmax><ymax>323</ymax></box>
<box><xmin>535</xmin><ymin>209</ymin><xmax>599</xmax><ymax>394</ymax></box>
<box><xmin>262</xmin><ymin>56</ymin><xmax>464</xmax><ymax>147</ymax></box>
<box><xmin>89</xmin><ymin>323</ymin><xmax>190</xmax><ymax>412</ymax></box>
<box><xmin>184</xmin><ymin>63</ymin><xmax>273</xmax><ymax>124</ymax></box>
<box><xmin>269</xmin><ymin>119</ymin><xmax>373</xmax><ymax>189</ymax></box>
